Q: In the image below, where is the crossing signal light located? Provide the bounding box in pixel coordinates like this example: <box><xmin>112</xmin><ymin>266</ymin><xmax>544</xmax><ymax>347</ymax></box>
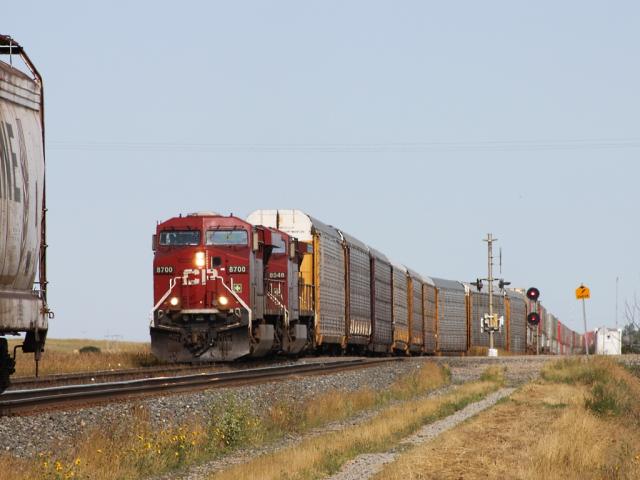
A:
<box><xmin>527</xmin><ymin>312</ymin><xmax>541</xmax><ymax>326</ymax></box>
<box><xmin>526</xmin><ymin>287</ymin><xmax>540</xmax><ymax>301</ymax></box>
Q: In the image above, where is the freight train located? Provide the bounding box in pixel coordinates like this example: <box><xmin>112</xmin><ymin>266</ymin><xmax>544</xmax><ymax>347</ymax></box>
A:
<box><xmin>150</xmin><ymin>209</ymin><xmax>583</xmax><ymax>362</ymax></box>
<box><xmin>0</xmin><ymin>35</ymin><xmax>50</xmax><ymax>392</ymax></box>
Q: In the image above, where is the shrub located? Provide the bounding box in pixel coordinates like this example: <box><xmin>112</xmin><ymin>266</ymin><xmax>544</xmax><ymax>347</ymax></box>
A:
<box><xmin>479</xmin><ymin>365</ymin><xmax>506</xmax><ymax>384</ymax></box>
<box><xmin>585</xmin><ymin>380</ymin><xmax>631</xmax><ymax>417</ymax></box>
<box><xmin>79</xmin><ymin>346</ymin><xmax>101</xmax><ymax>354</ymax></box>
<box><xmin>208</xmin><ymin>396</ymin><xmax>260</xmax><ymax>450</ymax></box>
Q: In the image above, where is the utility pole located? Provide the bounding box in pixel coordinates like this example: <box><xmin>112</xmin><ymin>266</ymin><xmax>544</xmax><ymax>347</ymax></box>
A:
<box><xmin>615</xmin><ymin>276</ymin><xmax>619</xmax><ymax>330</ymax></box>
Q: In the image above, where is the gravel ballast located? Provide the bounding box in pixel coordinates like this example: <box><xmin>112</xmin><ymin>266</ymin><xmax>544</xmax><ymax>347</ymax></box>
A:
<box><xmin>0</xmin><ymin>356</ymin><xmax>546</xmax><ymax>459</ymax></box>
<box><xmin>0</xmin><ymin>358</ymin><xmax>419</xmax><ymax>457</ymax></box>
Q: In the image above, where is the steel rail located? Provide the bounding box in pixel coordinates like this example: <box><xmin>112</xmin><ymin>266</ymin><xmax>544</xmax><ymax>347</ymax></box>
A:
<box><xmin>10</xmin><ymin>363</ymin><xmax>226</xmax><ymax>390</ymax></box>
<box><xmin>0</xmin><ymin>357</ymin><xmax>403</xmax><ymax>415</ymax></box>
<box><xmin>10</xmin><ymin>356</ymin><xmax>325</xmax><ymax>390</ymax></box>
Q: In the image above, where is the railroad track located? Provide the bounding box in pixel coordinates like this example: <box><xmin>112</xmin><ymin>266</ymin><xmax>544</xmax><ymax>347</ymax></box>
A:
<box><xmin>10</xmin><ymin>362</ymin><xmax>247</xmax><ymax>390</ymax></box>
<box><xmin>9</xmin><ymin>355</ymin><xmax>550</xmax><ymax>390</ymax></box>
<box><xmin>0</xmin><ymin>357</ymin><xmax>403</xmax><ymax>416</ymax></box>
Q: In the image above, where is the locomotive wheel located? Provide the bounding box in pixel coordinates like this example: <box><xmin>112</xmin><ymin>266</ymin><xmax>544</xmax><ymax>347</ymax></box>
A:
<box><xmin>0</xmin><ymin>338</ymin><xmax>15</xmax><ymax>394</ymax></box>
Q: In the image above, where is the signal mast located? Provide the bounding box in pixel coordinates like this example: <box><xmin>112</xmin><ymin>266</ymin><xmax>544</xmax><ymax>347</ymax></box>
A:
<box><xmin>471</xmin><ymin>233</ymin><xmax>510</xmax><ymax>357</ymax></box>
<box><xmin>526</xmin><ymin>287</ymin><xmax>541</xmax><ymax>354</ymax></box>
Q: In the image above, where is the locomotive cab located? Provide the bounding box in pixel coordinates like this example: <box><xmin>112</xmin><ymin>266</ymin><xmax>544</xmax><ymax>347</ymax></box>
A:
<box><xmin>150</xmin><ymin>213</ymin><xmax>277</xmax><ymax>362</ymax></box>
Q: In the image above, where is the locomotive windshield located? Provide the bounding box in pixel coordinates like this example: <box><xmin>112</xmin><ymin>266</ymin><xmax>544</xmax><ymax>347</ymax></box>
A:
<box><xmin>159</xmin><ymin>230</ymin><xmax>201</xmax><ymax>246</ymax></box>
<box><xmin>206</xmin><ymin>229</ymin><xmax>248</xmax><ymax>246</ymax></box>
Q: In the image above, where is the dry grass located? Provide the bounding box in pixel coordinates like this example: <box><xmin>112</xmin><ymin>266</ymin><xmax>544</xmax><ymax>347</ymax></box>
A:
<box><xmin>8</xmin><ymin>338</ymin><xmax>156</xmax><ymax>377</ymax></box>
<box><xmin>266</xmin><ymin>362</ymin><xmax>449</xmax><ymax>433</ymax></box>
<box><xmin>209</xmin><ymin>374</ymin><xmax>501</xmax><ymax>480</ymax></box>
<box><xmin>0</xmin><ymin>362</ymin><xmax>451</xmax><ymax>480</ymax></box>
<box><xmin>387</xmin><ymin>362</ymin><xmax>452</xmax><ymax>400</ymax></box>
<box><xmin>375</xmin><ymin>357</ymin><xmax>640</xmax><ymax>480</ymax></box>
<box><xmin>0</xmin><ymin>408</ymin><xmax>210</xmax><ymax>480</ymax></box>
<box><xmin>479</xmin><ymin>364</ymin><xmax>507</xmax><ymax>383</ymax></box>
<box><xmin>542</xmin><ymin>356</ymin><xmax>640</xmax><ymax>420</ymax></box>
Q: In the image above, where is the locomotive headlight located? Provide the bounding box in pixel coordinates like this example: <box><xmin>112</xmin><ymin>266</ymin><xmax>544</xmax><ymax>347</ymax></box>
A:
<box><xmin>218</xmin><ymin>295</ymin><xmax>229</xmax><ymax>307</ymax></box>
<box><xmin>194</xmin><ymin>251</ymin><xmax>206</xmax><ymax>268</ymax></box>
<box><xmin>169</xmin><ymin>296</ymin><xmax>180</xmax><ymax>307</ymax></box>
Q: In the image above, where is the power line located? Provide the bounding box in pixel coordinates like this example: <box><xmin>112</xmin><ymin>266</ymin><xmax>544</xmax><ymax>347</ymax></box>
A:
<box><xmin>46</xmin><ymin>137</ymin><xmax>640</xmax><ymax>153</ymax></box>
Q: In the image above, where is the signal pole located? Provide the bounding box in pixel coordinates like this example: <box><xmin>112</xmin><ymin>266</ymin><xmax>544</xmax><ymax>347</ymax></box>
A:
<box><xmin>471</xmin><ymin>234</ymin><xmax>510</xmax><ymax>357</ymax></box>
<box><xmin>485</xmin><ymin>233</ymin><xmax>496</xmax><ymax>353</ymax></box>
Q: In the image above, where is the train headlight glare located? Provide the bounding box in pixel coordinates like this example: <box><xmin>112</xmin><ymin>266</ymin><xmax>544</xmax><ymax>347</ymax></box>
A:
<box><xmin>194</xmin><ymin>251</ymin><xmax>206</xmax><ymax>267</ymax></box>
<box><xmin>218</xmin><ymin>295</ymin><xmax>229</xmax><ymax>306</ymax></box>
<box><xmin>169</xmin><ymin>296</ymin><xmax>179</xmax><ymax>307</ymax></box>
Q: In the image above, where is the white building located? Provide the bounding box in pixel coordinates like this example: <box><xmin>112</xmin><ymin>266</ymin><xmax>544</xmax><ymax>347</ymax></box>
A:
<box><xmin>595</xmin><ymin>328</ymin><xmax>622</xmax><ymax>355</ymax></box>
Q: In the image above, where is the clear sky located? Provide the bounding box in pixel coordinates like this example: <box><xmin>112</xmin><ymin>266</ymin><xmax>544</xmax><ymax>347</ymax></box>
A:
<box><xmin>4</xmin><ymin>1</ymin><xmax>639</xmax><ymax>340</ymax></box>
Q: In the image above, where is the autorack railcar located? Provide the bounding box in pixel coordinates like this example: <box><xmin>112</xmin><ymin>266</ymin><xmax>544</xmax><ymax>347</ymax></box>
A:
<box><xmin>422</xmin><ymin>277</ymin><xmax>437</xmax><ymax>354</ymax></box>
<box><xmin>368</xmin><ymin>248</ymin><xmax>393</xmax><ymax>353</ymax></box>
<box><xmin>505</xmin><ymin>290</ymin><xmax>527</xmax><ymax>354</ymax></box>
<box><xmin>430</xmin><ymin>278</ymin><xmax>468</xmax><ymax>354</ymax></box>
<box><xmin>406</xmin><ymin>268</ymin><xmax>424</xmax><ymax>354</ymax></box>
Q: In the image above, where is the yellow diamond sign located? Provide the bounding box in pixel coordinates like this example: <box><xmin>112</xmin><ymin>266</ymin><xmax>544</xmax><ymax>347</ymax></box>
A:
<box><xmin>575</xmin><ymin>284</ymin><xmax>590</xmax><ymax>300</ymax></box>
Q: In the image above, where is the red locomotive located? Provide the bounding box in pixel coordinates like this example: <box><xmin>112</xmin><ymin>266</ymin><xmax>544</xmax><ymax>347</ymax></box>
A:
<box><xmin>150</xmin><ymin>212</ymin><xmax>306</xmax><ymax>362</ymax></box>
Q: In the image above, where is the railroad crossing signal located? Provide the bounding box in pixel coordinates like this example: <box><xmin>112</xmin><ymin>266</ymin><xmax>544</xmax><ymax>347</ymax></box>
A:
<box><xmin>575</xmin><ymin>284</ymin><xmax>590</xmax><ymax>300</ymax></box>
<box><xmin>526</xmin><ymin>287</ymin><xmax>542</xmax><ymax>354</ymax></box>
<box><xmin>481</xmin><ymin>313</ymin><xmax>503</xmax><ymax>333</ymax></box>
<box><xmin>527</xmin><ymin>312</ymin><xmax>540</xmax><ymax>326</ymax></box>
<box><xmin>526</xmin><ymin>287</ymin><xmax>540</xmax><ymax>302</ymax></box>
